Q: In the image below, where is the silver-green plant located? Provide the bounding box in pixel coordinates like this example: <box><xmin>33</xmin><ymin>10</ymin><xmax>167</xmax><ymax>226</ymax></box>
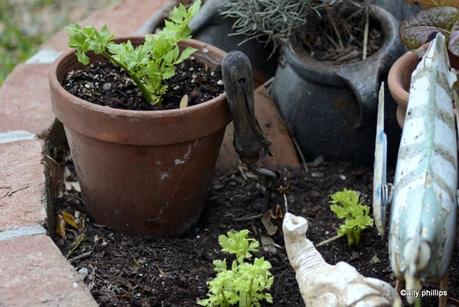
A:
<box><xmin>222</xmin><ymin>0</ymin><xmax>352</xmax><ymax>50</ymax></box>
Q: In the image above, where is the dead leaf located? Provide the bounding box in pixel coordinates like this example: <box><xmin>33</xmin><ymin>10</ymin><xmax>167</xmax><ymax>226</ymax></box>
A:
<box><xmin>179</xmin><ymin>94</ymin><xmax>189</xmax><ymax>108</ymax></box>
<box><xmin>55</xmin><ymin>214</ymin><xmax>66</xmax><ymax>238</ymax></box>
<box><xmin>272</xmin><ymin>204</ymin><xmax>284</xmax><ymax>219</ymax></box>
<box><xmin>261</xmin><ymin>210</ymin><xmax>278</xmax><ymax>236</ymax></box>
<box><xmin>261</xmin><ymin>235</ymin><xmax>278</xmax><ymax>254</ymax></box>
<box><xmin>62</xmin><ymin>211</ymin><xmax>79</xmax><ymax>229</ymax></box>
<box><xmin>407</xmin><ymin>0</ymin><xmax>459</xmax><ymax>8</ymax></box>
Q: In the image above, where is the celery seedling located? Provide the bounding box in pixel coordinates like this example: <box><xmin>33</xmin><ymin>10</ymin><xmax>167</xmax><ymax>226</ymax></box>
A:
<box><xmin>66</xmin><ymin>0</ymin><xmax>201</xmax><ymax>105</ymax></box>
<box><xmin>198</xmin><ymin>230</ymin><xmax>273</xmax><ymax>307</ymax></box>
<box><xmin>329</xmin><ymin>188</ymin><xmax>373</xmax><ymax>246</ymax></box>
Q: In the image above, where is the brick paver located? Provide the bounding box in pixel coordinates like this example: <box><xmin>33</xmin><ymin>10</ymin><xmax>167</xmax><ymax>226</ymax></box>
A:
<box><xmin>0</xmin><ymin>64</ymin><xmax>54</xmax><ymax>135</ymax></box>
<box><xmin>0</xmin><ymin>140</ymin><xmax>46</xmax><ymax>232</ymax></box>
<box><xmin>0</xmin><ymin>235</ymin><xmax>97</xmax><ymax>306</ymax></box>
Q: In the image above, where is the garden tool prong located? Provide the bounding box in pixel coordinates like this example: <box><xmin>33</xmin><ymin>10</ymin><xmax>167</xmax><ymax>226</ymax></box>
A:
<box><xmin>247</xmin><ymin>163</ymin><xmax>279</xmax><ymax>184</ymax></box>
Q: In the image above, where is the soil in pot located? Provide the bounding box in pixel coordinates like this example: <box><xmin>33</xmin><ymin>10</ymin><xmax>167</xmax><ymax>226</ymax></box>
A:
<box><xmin>48</xmin><ymin>144</ymin><xmax>459</xmax><ymax>306</ymax></box>
<box><xmin>297</xmin><ymin>6</ymin><xmax>384</xmax><ymax>64</ymax></box>
<box><xmin>62</xmin><ymin>57</ymin><xmax>224</xmax><ymax>111</ymax></box>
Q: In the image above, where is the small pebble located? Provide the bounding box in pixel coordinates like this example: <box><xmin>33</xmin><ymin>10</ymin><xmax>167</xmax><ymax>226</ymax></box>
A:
<box><xmin>339</xmin><ymin>174</ymin><xmax>346</xmax><ymax>180</ymax></box>
<box><xmin>311</xmin><ymin>172</ymin><xmax>323</xmax><ymax>178</ymax></box>
<box><xmin>78</xmin><ymin>267</ymin><xmax>89</xmax><ymax>277</ymax></box>
<box><xmin>370</xmin><ymin>254</ymin><xmax>381</xmax><ymax>264</ymax></box>
<box><xmin>102</xmin><ymin>83</ymin><xmax>111</xmax><ymax>91</ymax></box>
<box><xmin>217</xmin><ymin>80</ymin><xmax>223</xmax><ymax>86</ymax></box>
<box><xmin>311</xmin><ymin>155</ymin><xmax>324</xmax><ymax>167</ymax></box>
<box><xmin>350</xmin><ymin>251</ymin><xmax>360</xmax><ymax>261</ymax></box>
<box><xmin>173</xmin><ymin>85</ymin><xmax>179</xmax><ymax>90</ymax></box>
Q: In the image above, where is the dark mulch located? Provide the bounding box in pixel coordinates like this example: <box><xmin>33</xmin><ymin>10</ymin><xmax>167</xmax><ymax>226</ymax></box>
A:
<box><xmin>49</xmin><ymin>147</ymin><xmax>459</xmax><ymax>307</ymax></box>
<box><xmin>297</xmin><ymin>6</ymin><xmax>384</xmax><ymax>65</ymax></box>
<box><xmin>62</xmin><ymin>57</ymin><xmax>224</xmax><ymax>111</ymax></box>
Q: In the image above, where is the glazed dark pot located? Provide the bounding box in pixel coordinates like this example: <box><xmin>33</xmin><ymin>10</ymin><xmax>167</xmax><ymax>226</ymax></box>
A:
<box><xmin>49</xmin><ymin>38</ymin><xmax>231</xmax><ymax>235</ymax></box>
<box><xmin>272</xmin><ymin>5</ymin><xmax>402</xmax><ymax>166</ymax></box>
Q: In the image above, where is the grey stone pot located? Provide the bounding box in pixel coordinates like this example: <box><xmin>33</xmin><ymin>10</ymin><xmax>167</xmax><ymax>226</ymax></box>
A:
<box><xmin>189</xmin><ymin>0</ymin><xmax>278</xmax><ymax>80</ymax></box>
<box><xmin>272</xmin><ymin>5</ymin><xmax>402</xmax><ymax>166</ymax></box>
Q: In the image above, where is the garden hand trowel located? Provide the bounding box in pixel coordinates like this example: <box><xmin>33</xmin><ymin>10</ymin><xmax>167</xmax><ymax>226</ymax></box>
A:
<box><xmin>221</xmin><ymin>51</ymin><xmax>277</xmax><ymax>181</ymax></box>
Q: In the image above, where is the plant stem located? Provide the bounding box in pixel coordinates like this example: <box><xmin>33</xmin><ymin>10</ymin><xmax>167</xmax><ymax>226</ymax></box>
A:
<box><xmin>362</xmin><ymin>8</ymin><xmax>369</xmax><ymax>60</ymax></box>
<box><xmin>247</xmin><ymin>278</ymin><xmax>254</xmax><ymax>307</ymax></box>
<box><xmin>103</xmin><ymin>51</ymin><xmax>155</xmax><ymax>104</ymax></box>
<box><xmin>316</xmin><ymin>233</ymin><xmax>343</xmax><ymax>247</ymax></box>
<box><xmin>66</xmin><ymin>233</ymin><xmax>85</xmax><ymax>258</ymax></box>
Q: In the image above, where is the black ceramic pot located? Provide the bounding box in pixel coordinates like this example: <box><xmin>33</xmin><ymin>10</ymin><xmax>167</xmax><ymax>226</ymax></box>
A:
<box><xmin>272</xmin><ymin>5</ymin><xmax>402</xmax><ymax>166</ymax></box>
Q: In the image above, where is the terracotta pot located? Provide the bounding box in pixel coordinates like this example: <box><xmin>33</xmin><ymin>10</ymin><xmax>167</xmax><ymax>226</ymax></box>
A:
<box><xmin>388</xmin><ymin>49</ymin><xmax>459</xmax><ymax>127</ymax></box>
<box><xmin>49</xmin><ymin>38</ymin><xmax>231</xmax><ymax>235</ymax></box>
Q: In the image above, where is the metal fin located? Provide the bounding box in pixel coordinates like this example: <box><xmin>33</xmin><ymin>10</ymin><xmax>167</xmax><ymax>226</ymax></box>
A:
<box><xmin>422</xmin><ymin>33</ymin><xmax>457</xmax><ymax>89</ymax></box>
<box><xmin>455</xmin><ymin>94</ymin><xmax>459</xmax><ymax>209</ymax></box>
<box><xmin>373</xmin><ymin>83</ymin><xmax>390</xmax><ymax>236</ymax></box>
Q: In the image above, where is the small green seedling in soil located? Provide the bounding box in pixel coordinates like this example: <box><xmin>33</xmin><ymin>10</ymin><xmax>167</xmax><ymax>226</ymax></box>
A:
<box><xmin>329</xmin><ymin>188</ymin><xmax>373</xmax><ymax>246</ymax></box>
<box><xmin>198</xmin><ymin>229</ymin><xmax>274</xmax><ymax>307</ymax></box>
<box><xmin>65</xmin><ymin>0</ymin><xmax>201</xmax><ymax>105</ymax></box>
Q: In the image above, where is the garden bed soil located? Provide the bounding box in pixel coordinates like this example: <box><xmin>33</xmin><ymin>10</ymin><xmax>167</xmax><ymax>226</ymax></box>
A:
<box><xmin>298</xmin><ymin>6</ymin><xmax>384</xmax><ymax>65</ymax></box>
<box><xmin>49</xmin><ymin>146</ymin><xmax>459</xmax><ymax>307</ymax></box>
<box><xmin>62</xmin><ymin>57</ymin><xmax>224</xmax><ymax>111</ymax></box>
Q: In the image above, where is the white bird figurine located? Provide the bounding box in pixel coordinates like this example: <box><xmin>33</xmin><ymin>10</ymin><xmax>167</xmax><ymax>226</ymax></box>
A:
<box><xmin>373</xmin><ymin>33</ymin><xmax>457</xmax><ymax>305</ymax></box>
<box><xmin>283</xmin><ymin>212</ymin><xmax>397</xmax><ymax>307</ymax></box>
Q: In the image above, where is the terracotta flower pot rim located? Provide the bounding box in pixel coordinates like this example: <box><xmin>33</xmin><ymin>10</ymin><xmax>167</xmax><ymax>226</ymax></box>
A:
<box><xmin>50</xmin><ymin>38</ymin><xmax>227</xmax><ymax>117</ymax></box>
<box><xmin>387</xmin><ymin>50</ymin><xmax>417</xmax><ymax>109</ymax></box>
<box><xmin>49</xmin><ymin>37</ymin><xmax>231</xmax><ymax>146</ymax></box>
<box><xmin>284</xmin><ymin>5</ymin><xmax>399</xmax><ymax>86</ymax></box>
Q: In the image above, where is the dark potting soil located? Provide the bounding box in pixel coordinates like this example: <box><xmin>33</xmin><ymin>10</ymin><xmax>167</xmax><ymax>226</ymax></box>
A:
<box><xmin>62</xmin><ymin>58</ymin><xmax>224</xmax><ymax>111</ymax></box>
<box><xmin>297</xmin><ymin>6</ymin><xmax>384</xmax><ymax>65</ymax></box>
<box><xmin>49</xmin><ymin>147</ymin><xmax>459</xmax><ymax>307</ymax></box>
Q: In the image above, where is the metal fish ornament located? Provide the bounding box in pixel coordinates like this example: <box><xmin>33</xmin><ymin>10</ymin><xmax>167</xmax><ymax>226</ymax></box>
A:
<box><xmin>373</xmin><ymin>33</ymin><xmax>457</xmax><ymax>304</ymax></box>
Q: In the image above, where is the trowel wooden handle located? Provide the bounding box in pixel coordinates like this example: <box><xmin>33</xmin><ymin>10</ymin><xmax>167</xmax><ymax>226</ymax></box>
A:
<box><xmin>222</xmin><ymin>51</ymin><xmax>271</xmax><ymax>165</ymax></box>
